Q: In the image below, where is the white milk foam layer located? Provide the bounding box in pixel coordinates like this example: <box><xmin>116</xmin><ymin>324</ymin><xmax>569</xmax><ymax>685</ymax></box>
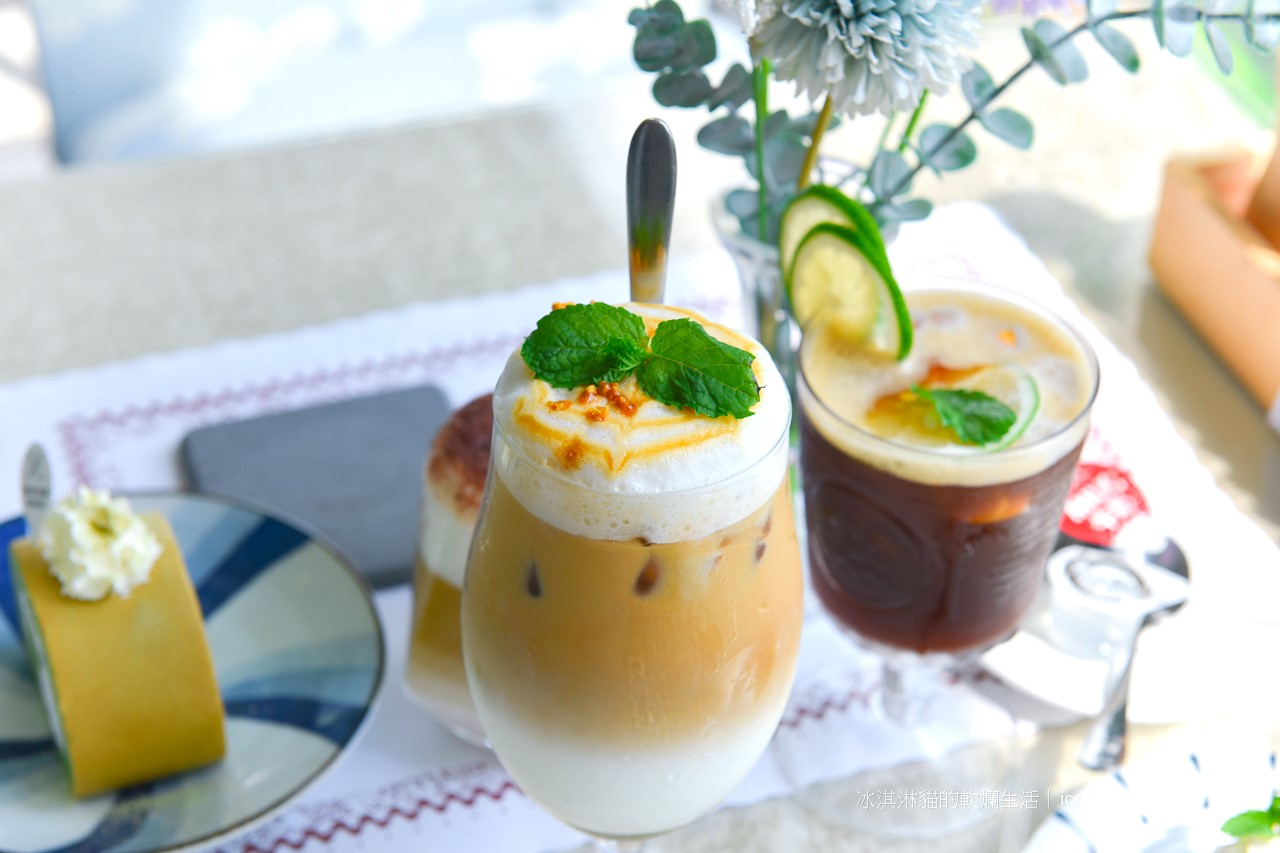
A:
<box><xmin>418</xmin><ymin>480</ymin><xmax>473</xmax><ymax>588</ymax></box>
<box><xmin>493</xmin><ymin>304</ymin><xmax>790</xmax><ymax>543</ymax></box>
<box><xmin>473</xmin><ymin>697</ymin><xmax>783</xmax><ymax>837</ymax></box>
<box><xmin>802</xmin><ymin>285</ymin><xmax>1098</xmax><ymax>487</ymax></box>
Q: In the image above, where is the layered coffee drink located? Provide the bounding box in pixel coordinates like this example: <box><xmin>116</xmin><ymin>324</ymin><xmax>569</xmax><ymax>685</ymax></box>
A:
<box><xmin>462</xmin><ymin>303</ymin><xmax>802</xmax><ymax>839</ymax></box>
<box><xmin>799</xmin><ymin>283</ymin><xmax>1098</xmax><ymax>656</ymax></box>
<box><xmin>404</xmin><ymin>393</ymin><xmax>492</xmax><ymax>744</ymax></box>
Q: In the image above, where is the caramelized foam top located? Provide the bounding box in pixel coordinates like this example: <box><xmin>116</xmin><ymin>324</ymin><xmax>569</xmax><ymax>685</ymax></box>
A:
<box><xmin>492</xmin><ymin>304</ymin><xmax>791</xmax><ymax>542</ymax></box>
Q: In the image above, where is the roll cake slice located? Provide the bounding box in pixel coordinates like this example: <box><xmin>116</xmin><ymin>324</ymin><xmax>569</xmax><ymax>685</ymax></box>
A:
<box><xmin>10</xmin><ymin>511</ymin><xmax>226</xmax><ymax>798</ymax></box>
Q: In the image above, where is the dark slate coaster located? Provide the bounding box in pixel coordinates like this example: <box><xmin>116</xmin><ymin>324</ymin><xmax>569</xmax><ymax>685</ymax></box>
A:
<box><xmin>180</xmin><ymin>385</ymin><xmax>451</xmax><ymax>589</ymax></box>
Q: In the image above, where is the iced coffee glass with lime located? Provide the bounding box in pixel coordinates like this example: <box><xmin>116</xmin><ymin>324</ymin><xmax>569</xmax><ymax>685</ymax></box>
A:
<box><xmin>784</xmin><ymin>195</ymin><xmax>1099</xmax><ymax>720</ymax></box>
<box><xmin>461</xmin><ymin>302</ymin><xmax>802</xmax><ymax>843</ymax></box>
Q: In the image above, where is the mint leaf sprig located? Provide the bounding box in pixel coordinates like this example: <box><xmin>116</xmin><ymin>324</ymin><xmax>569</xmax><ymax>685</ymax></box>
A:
<box><xmin>520</xmin><ymin>303</ymin><xmax>761</xmax><ymax>419</ymax></box>
<box><xmin>1222</xmin><ymin>795</ymin><xmax>1280</xmax><ymax>841</ymax></box>
<box><xmin>911</xmin><ymin>385</ymin><xmax>1016</xmax><ymax>446</ymax></box>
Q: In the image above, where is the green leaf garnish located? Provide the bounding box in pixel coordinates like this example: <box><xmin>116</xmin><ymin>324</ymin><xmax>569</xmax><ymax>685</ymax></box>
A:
<box><xmin>520</xmin><ymin>303</ymin><xmax>648</xmax><ymax>389</ymax></box>
<box><xmin>635</xmin><ymin>318</ymin><xmax>759</xmax><ymax>419</ymax></box>
<box><xmin>1223</xmin><ymin>795</ymin><xmax>1280</xmax><ymax>839</ymax></box>
<box><xmin>521</xmin><ymin>305</ymin><xmax>760</xmax><ymax>419</ymax></box>
<box><xmin>911</xmin><ymin>385</ymin><xmax>1017</xmax><ymax>446</ymax></box>
<box><xmin>600</xmin><ymin>335</ymin><xmax>650</xmax><ymax>381</ymax></box>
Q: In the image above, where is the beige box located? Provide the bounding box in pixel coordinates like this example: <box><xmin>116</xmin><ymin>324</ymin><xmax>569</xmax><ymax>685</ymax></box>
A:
<box><xmin>1149</xmin><ymin>150</ymin><xmax>1280</xmax><ymax>425</ymax></box>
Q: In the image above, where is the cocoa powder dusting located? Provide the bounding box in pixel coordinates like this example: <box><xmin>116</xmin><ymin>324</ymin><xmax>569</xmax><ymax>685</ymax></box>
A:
<box><xmin>425</xmin><ymin>393</ymin><xmax>494</xmax><ymax>514</ymax></box>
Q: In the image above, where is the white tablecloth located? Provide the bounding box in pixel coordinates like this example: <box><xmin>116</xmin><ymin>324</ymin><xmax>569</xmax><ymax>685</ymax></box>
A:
<box><xmin>1</xmin><ymin>203</ymin><xmax>1276</xmax><ymax>852</ymax></box>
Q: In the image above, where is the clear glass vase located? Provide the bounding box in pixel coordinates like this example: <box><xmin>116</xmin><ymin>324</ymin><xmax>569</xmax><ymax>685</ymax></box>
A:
<box><xmin>709</xmin><ymin>191</ymin><xmax>798</xmax><ymax>391</ymax></box>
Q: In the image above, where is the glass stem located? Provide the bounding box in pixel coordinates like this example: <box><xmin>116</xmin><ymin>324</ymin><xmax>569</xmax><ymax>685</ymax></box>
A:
<box><xmin>878</xmin><ymin>653</ymin><xmax>944</xmax><ymax>725</ymax></box>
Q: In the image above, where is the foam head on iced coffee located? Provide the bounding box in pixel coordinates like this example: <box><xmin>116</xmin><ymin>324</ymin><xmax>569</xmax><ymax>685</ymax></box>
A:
<box><xmin>493</xmin><ymin>303</ymin><xmax>790</xmax><ymax>544</ymax></box>
<box><xmin>800</xmin><ymin>284</ymin><xmax>1099</xmax><ymax>487</ymax></box>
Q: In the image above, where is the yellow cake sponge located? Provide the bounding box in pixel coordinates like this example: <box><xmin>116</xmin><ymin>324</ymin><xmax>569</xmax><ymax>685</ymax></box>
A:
<box><xmin>11</xmin><ymin>512</ymin><xmax>226</xmax><ymax>798</ymax></box>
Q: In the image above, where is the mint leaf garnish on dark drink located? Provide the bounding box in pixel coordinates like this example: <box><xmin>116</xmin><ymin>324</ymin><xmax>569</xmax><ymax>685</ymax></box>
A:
<box><xmin>911</xmin><ymin>385</ymin><xmax>1017</xmax><ymax>446</ymax></box>
<box><xmin>520</xmin><ymin>304</ymin><xmax>761</xmax><ymax>419</ymax></box>
<box><xmin>1222</xmin><ymin>795</ymin><xmax>1280</xmax><ymax>840</ymax></box>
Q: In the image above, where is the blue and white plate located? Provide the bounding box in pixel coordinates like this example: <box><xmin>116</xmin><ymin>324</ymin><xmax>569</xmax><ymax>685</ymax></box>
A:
<box><xmin>0</xmin><ymin>492</ymin><xmax>384</xmax><ymax>853</ymax></box>
<box><xmin>1025</xmin><ymin>742</ymin><xmax>1279</xmax><ymax>852</ymax></box>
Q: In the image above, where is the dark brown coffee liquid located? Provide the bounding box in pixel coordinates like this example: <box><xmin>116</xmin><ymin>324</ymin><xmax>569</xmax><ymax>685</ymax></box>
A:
<box><xmin>800</xmin><ymin>410</ymin><xmax>1083</xmax><ymax>654</ymax></box>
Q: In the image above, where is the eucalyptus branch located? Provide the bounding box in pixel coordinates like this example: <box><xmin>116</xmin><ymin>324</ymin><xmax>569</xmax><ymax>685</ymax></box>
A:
<box><xmin>871</xmin><ymin>8</ymin><xmax>1268</xmax><ymax>211</ymax></box>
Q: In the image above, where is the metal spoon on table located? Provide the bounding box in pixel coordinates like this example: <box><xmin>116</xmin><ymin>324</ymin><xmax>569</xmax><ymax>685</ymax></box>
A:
<box><xmin>1076</xmin><ymin>540</ymin><xmax>1190</xmax><ymax>771</ymax></box>
<box><xmin>21</xmin><ymin>444</ymin><xmax>51</xmax><ymax>535</ymax></box>
<box><xmin>626</xmin><ymin>118</ymin><xmax>677</xmax><ymax>304</ymax></box>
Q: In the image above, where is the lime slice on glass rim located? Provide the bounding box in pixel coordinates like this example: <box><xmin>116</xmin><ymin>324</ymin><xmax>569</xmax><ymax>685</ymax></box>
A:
<box><xmin>778</xmin><ymin>185</ymin><xmax>887</xmax><ymax>285</ymax></box>
<box><xmin>786</xmin><ymin>222</ymin><xmax>913</xmax><ymax>361</ymax></box>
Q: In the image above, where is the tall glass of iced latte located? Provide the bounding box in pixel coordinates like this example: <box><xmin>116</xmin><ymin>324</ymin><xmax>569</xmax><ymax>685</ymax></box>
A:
<box><xmin>462</xmin><ymin>302</ymin><xmax>802</xmax><ymax>843</ymax></box>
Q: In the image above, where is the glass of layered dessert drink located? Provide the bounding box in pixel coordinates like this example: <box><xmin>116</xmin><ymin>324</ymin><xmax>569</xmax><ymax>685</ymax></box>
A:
<box><xmin>404</xmin><ymin>393</ymin><xmax>493</xmax><ymax>746</ymax></box>
<box><xmin>461</xmin><ymin>302</ymin><xmax>802</xmax><ymax>844</ymax></box>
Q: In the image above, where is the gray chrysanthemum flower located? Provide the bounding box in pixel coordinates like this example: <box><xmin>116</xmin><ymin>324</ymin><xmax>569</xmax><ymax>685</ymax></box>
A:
<box><xmin>747</xmin><ymin>0</ymin><xmax>983</xmax><ymax>117</ymax></box>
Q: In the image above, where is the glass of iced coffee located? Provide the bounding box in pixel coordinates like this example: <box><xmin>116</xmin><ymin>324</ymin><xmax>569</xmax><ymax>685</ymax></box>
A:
<box><xmin>461</xmin><ymin>302</ymin><xmax>802</xmax><ymax>844</ymax></box>
<box><xmin>770</xmin><ymin>276</ymin><xmax>1098</xmax><ymax>836</ymax></box>
<box><xmin>404</xmin><ymin>393</ymin><xmax>493</xmax><ymax>746</ymax></box>
<box><xmin>797</xmin><ymin>278</ymin><xmax>1098</xmax><ymax>718</ymax></box>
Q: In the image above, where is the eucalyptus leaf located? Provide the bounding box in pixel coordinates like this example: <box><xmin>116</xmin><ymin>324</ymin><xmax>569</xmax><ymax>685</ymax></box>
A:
<box><xmin>1205</xmin><ymin>20</ymin><xmax>1235</xmax><ymax>73</ymax></box>
<box><xmin>725</xmin><ymin>188</ymin><xmax>759</xmax><ymax>219</ymax></box>
<box><xmin>707</xmin><ymin>63</ymin><xmax>752</xmax><ymax>110</ymax></box>
<box><xmin>920</xmin><ymin>124</ymin><xmax>977</xmax><ymax>171</ymax></box>
<box><xmin>979</xmin><ymin>108</ymin><xmax>1034</xmax><ymax>149</ymax></box>
<box><xmin>670</xmin><ymin>19</ymin><xmax>717</xmax><ymax>70</ymax></box>
<box><xmin>760</xmin><ymin>109</ymin><xmax>790</xmax><ymax>140</ymax></box>
<box><xmin>1094</xmin><ymin>23</ymin><xmax>1140</xmax><ymax>72</ymax></box>
<box><xmin>962</xmin><ymin>63</ymin><xmax>996</xmax><ymax>108</ymax></box>
<box><xmin>646</xmin><ymin>0</ymin><xmax>685</xmax><ymax>31</ymax></box>
<box><xmin>1033</xmin><ymin>19</ymin><xmax>1088</xmax><ymax>83</ymax></box>
<box><xmin>765</xmin><ymin>134</ymin><xmax>809</xmax><ymax>187</ymax></box>
<box><xmin>1152</xmin><ymin>0</ymin><xmax>1167</xmax><ymax>47</ymax></box>
<box><xmin>697</xmin><ymin>115</ymin><xmax>753</xmax><ymax>155</ymax></box>
<box><xmin>1163</xmin><ymin>2</ymin><xmax>1198</xmax><ymax>56</ymax></box>
<box><xmin>653</xmin><ymin>70</ymin><xmax>713</xmax><ymax>107</ymax></box>
<box><xmin>1022</xmin><ymin>26</ymin><xmax>1068</xmax><ymax>84</ymax></box>
<box><xmin>633</xmin><ymin>31</ymin><xmax>679</xmax><ymax>72</ymax></box>
<box><xmin>787</xmin><ymin>110</ymin><xmax>842</xmax><ymax>138</ymax></box>
<box><xmin>879</xmin><ymin>199</ymin><xmax>934</xmax><ymax>223</ymax></box>
<box><xmin>869</xmin><ymin>150</ymin><xmax>913</xmax><ymax>201</ymax></box>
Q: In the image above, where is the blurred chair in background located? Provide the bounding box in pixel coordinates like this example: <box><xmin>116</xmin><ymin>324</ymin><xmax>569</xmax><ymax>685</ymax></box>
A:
<box><xmin>26</xmin><ymin>0</ymin><xmax>637</xmax><ymax>165</ymax></box>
